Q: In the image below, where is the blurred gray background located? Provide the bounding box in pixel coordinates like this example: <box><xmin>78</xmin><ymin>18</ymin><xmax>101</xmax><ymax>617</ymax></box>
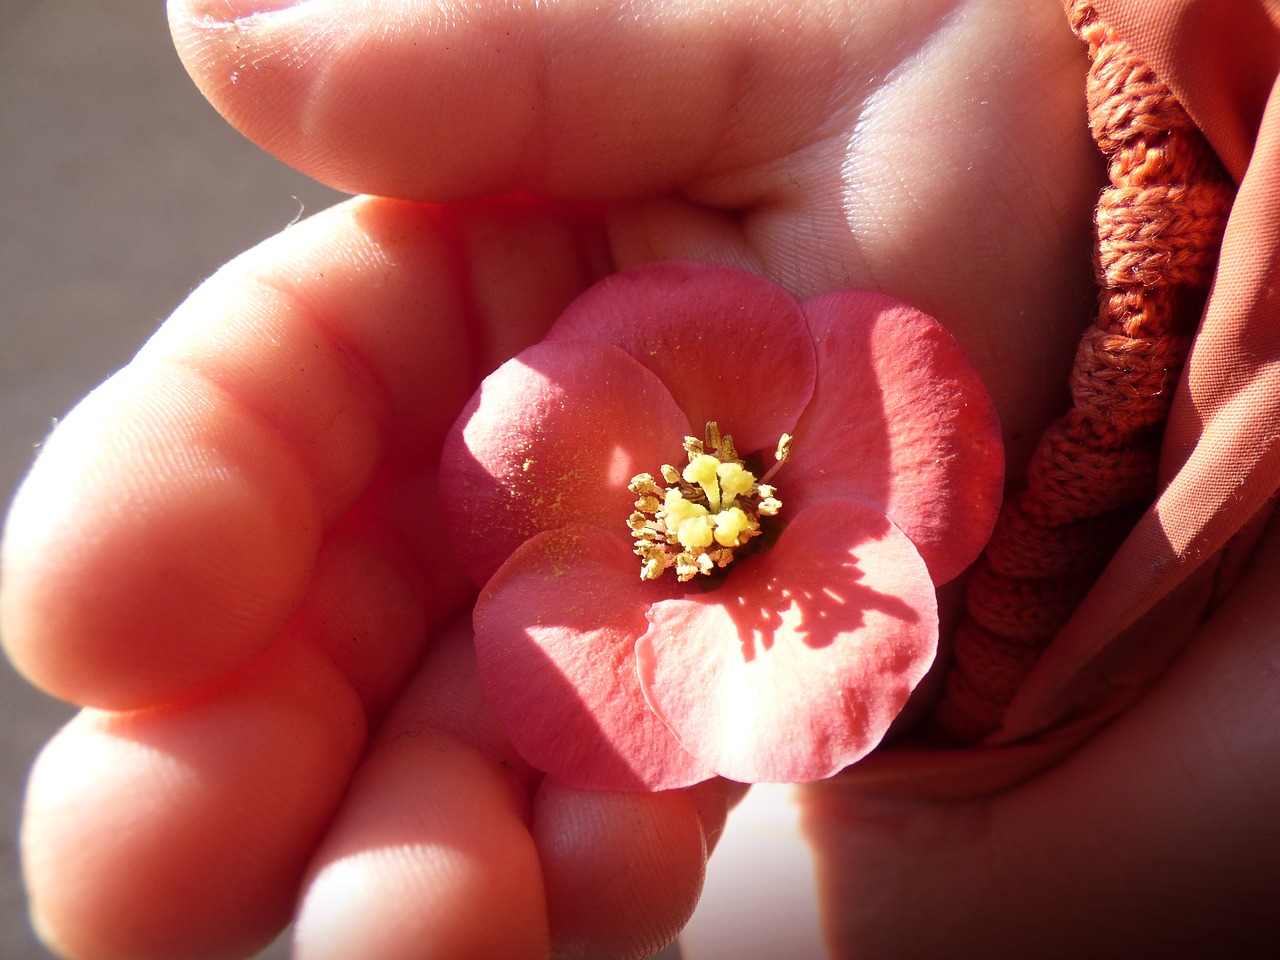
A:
<box><xmin>1</xmin><ymin>2</ymin><xmax>344</xmax><ymax>956</ymax></box>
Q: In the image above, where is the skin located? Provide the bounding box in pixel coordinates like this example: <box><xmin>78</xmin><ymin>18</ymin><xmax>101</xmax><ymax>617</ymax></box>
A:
<box><xmin>3</xmin><ymin>0</ymin><xmax>1277</xmax><ymax>957</ymax></box>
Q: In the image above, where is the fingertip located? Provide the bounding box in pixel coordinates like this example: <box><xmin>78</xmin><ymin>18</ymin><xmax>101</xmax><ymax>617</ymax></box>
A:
<box><xmin>292</xmin><ymin>620</ymin><xmax>549</xmax><ymax>960</ymax></box>
<box><xmin>21</xmin><ymin>636</ymin><xmax>365</xmax><ymax>960</ymax></box>
<box><xmin>3</xmin><ymin>196</ymin><xmax>487</xmax><ymax>712</ymax></box>
<box><xmin>168</xmin><ymin>0</ymin><xmax>536</xmax><ymax>199</ymax></box>
<box><xmin>1</xmin><ymin>363</ymin><xmax>323</xmax><ymax>708</ymax></box>
<box><xmin>532</xmin><ymin>781</ymin><xmax>708</xmax><ymax>960</ymax></box>
<box><xmin>293</xmin><ymin>728</ymin><xmax>549</xmax><ymax>960</ymax></box>
<box><xmin>167</xmin><ymin>0</ymin><xmax>860</xmax><ymax>201</ymax></box>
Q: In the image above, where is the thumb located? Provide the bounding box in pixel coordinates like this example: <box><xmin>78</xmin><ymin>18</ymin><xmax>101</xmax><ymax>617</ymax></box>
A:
<box><xmin>167</xmin><ymin>0</ymin><xmax>873</xmax><ymax>201</ymax></box>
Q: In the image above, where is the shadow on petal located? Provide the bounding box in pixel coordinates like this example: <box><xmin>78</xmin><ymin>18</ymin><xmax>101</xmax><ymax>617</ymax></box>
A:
<box><xmin>711</xmin><ymin>548</ymin><xmax>922</xmax><ymax>660</ymax></box>
<box><xmin>473</xmin><ymin>525</ymin><xmax>714</xmax><ymax>792</ymax></box>
<box><xmin>637</xmin><ymin>502</ymin><xmax>938</xmax><ymax>784</ymax></box>
<box><xmin>788</xmin><ymin>292</ymin><xmax>1003</xmax><ymax>585</ymax></box>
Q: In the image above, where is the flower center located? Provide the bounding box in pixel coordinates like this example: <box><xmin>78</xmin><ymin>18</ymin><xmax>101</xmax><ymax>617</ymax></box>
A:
<box><xmin>628</xmin><ymin>421</ymin><xmax>791</xmax><ymax>582</ymax></box>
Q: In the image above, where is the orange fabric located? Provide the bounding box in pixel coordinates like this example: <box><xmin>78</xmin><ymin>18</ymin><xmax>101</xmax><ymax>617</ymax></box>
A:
<box><xmin>997</xmin><ymin>0</ymin><xmax>1280</xmax><ymax>741</ymax></box>
<box><xmin>912</xmin><ymin>0</ymin><xmax>1280</xmax><ymax>767</ymax></box>
<box><xmin>931</xmin><ymin>0</ymin><xmax>1237</xmax><ymax>744</ymax></box>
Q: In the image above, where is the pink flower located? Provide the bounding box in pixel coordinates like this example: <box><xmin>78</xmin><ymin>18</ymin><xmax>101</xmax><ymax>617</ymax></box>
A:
<box><xmin>440</xmin><ymin>261</ymin><xmax>1002</xmax><ymax>790</ymax></box>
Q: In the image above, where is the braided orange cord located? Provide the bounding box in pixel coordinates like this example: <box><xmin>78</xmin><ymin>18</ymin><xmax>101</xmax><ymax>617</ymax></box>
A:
<box><xmin>929</xmin><ymin>0</ymin><xmax>1235</xmax><ymax>744</ymax></box>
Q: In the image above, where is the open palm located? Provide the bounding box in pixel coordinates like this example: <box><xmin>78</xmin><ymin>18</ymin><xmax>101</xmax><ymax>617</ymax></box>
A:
<box><xmin>13</xmin><ymin>2</ymin><xmax>1263</xmax><ymax>959</ymax></box>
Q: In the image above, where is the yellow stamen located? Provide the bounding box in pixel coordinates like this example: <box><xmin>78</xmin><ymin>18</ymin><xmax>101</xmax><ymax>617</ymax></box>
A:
<box><xmin>683</xmin><ymin>454</ymin><xmax>723</xmax><ymax>510</ymax></box>
<box><xmin>716</xmin><ymin>462</ymin><xmax>755</xmax><ymax>506</ymax></box>
<box><xmin>676</xmin><ymin>513</ymin><xmax>715</xmax><ymax>550</ymax></box>
<box><xmin>628</xmin><ymin>421</ymin><xmax>793</xmax><ymax>582</ymax></box>
<box><xmin>663</xmin><ymin>489</ymin><xmax>706</xmax><ymax>526</ymax></box>
<box><xmin>713</xmin><ymin>507</ymin><xmax>750</xmax><ymax>547</ymax></box>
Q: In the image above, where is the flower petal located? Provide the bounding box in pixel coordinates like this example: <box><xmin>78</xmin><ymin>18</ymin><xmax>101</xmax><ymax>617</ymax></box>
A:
<box><xmin>785</xmin><ymin>293</ymin><xmax>1003</xmax><ymax>585</ymax></box>
<box><xmin>440</xmin><ymin>340</ymin><xmax>692</xmax><ymax>585</ymax></box>
<box><xmin>546</xmin><ymin>261</ymin><xmax>816</xmax><ymax>455</ymax></box>
<box><xmin>473</xmin><ymin>524</ymin><xmax>714</xmax><ymax>791</ymax></box>
<box><xmin>636</xmin><ymin>501</ymin><xmax>937</xmax><ymax>784</ymax></box>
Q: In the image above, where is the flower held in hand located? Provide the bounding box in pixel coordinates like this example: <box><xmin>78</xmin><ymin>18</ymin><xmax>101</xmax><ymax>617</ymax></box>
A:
<box><xmin>440</xmin><ymin>262</ymin><xmax>1002</xmax><ymax>790</ymax></box>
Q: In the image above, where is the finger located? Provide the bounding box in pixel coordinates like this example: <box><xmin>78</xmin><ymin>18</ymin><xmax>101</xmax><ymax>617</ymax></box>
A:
<box><xmin>294</xmin><ymin>734</ymin><xmax>549</xmax><ymax>960</ymax></box>
<box><xmin>283</xmin><ymin>482</ymin><xmax>456</xmax><ymax>725</ymax></box>
<box><xmin>21</xmin><ymin>634</ymin><xmax>366</xmax><ymax>960</ymax></box>
<box><xmin>167</xmin><ymin>0</ymin><xmax>901</xmax><ymax>200</ymax></box>
<box><xmin>22</xmin><ymin>441</ymin><xmax>487</xmax><ymax>960</ymax></box>
<box><xmin>294</xmin><ymin>619</ymin><xmax>735</xmax><ymax>960</ymax></box>
<box><xmin>532</xmin><ymin>780</ymin><xmax>717</xmax><ymax>960</ymax></box>
<box><xmin>0</xmin><ymin>196</ymin><xmax>603</xmax><ymax>709</ymax></box>
<box><xmin>169</xmin><ymin>0</ymin><xmax>1102</xmax><ymax>482</ymax></box>
<box><xmin>293</xmin><ymin>620</ymin><xmax>548</xmax><ymax>960</ymax></box>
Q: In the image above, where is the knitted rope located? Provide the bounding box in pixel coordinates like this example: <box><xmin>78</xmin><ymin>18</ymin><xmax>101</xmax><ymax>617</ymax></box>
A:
<box><xmin>929</xmin><ymin>0</ymin><xmax>1234</xmax><ymax>745</ymax></box>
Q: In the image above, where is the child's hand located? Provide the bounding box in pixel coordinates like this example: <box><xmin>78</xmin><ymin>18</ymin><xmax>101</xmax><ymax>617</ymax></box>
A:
<box><xmin>4</xmin><ymin>2</ymin><xmax>1109</xmax><ymax>957</ymax></box>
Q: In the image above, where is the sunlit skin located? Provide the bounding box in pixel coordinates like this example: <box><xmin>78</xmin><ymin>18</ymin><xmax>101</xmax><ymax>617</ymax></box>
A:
<box><xmin>2</xmin><ymin>1</ymin><xmax>1277</xmax><ymax>958</ymax></box>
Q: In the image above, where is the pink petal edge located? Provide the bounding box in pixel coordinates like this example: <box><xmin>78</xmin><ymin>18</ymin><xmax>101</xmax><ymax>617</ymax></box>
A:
<box><xmin>546</xmin><ymin>261</ymin><xmax>816</xmax><ymax>455</ymax></box>
<box><xmin>473</xmin><ymin>524</ymin><xmax>714</xmax><ymax>792</ymax></box>
<box><xmin>636</xmin><ymin>501</ymin><xmax>938</xmax><ymax>784</ymax></box>
<box><xmin>785</xmin><ymin>292</ymin><xmax>1004</xmax><ymax>585</ymax></box>
<box><xmin>440</xmin><ymin>339</ymin><xmax>692</xmax><ymax>586</ymax></box>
